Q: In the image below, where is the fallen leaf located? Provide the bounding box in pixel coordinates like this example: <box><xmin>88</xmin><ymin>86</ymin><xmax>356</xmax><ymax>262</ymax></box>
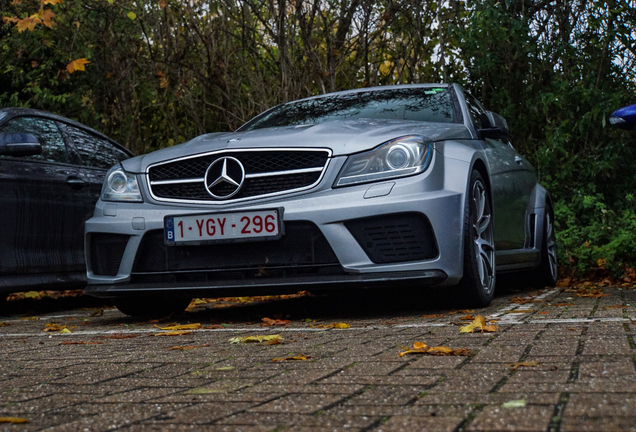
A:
<box><xmin>505</xmin><ymin>310</ymin><xmax>537</xmax><ymax>314</ymax></box>
<box><xmin>272</xmin><ymin>353</ymin><xmax>312</xmax><ymax>362</ymax></box>
<box><xmin>538</xmin><ymin>311</ymin><xmax>549</xmax><ymax>315</ymax></box>
<box><xmin>421</xmin><ymin>314</ymin><xmax>445</xmax><ymax>318</ymax></box>
<box><xmin>602</xmin><ymin>305</ymin><xmax>626</xmax><ymax>309</ymax></box>
<box><xmin>261</xmin><ymin>317</ymin><xmax>291</xmax><ymax>326</ymax></box>
<box><xmin>216</xmin><ymin>366</ymin><xmax>234</xmax><ymax>371</ymax></box>
<box><xmin>59</xmin><ymin>328</ymin><xmax>72</xmax><ymax>334</ymax></box>
<box><xmin>127</xmin><ymin>11</ymin><xmax>137</xmax><ymax>20</ymax></box>
<box><xmin>309</xmin><ymin>323</ymin><xmax>350</xmax><ymax>329</ymax></box>
<box><xmin>550</xmin><ymin>303</ymin><xmax>574</xmax><ymax>307</ymax></box>
<box><xmin>151</xmin><ymin>331</ymin><xmax>192</xmax><ymax>336</ymax></box>
<box><xmin>168</xmin><ymin>344</ymin><xmax>210</xmax><ymax>350</ymax></box>
<box><xmin>0</xmin><ymin>322</ymin><xmax>10</xmax><ymax>327</ymax></box>
<box><xmin>90</xmin><ymin>309</ymin><xmax>104</xmax><ymax>317</ymax></box>
<box><xmin>0</xmin><ymin>417</ymin><xmax>29</xmax><ymax>424</ymax></box>
<box><xmin>502</xmin><ymin>399</ymin><xmax>526</xmax><ymax>408</ymax></box>
<box><xmin>43</xmin><ymin>323</ymin><xmax>67</xmax><ymax>332</ymax></box>
<box><xmin>24</xmin><ymin>291</ymin><xmax>40</xmax><ymax>299</ymax></box>
<box><xmin>228</xmin><ymin>335</ymin><xmax>282</xmax><ymax>344</ymax></box>
<box><xmin>58</xmin><ymin>341</ymin><xmax>104</xmax><ymax>345</ymax></box>
<box><xmin>156</xmin><ymin>323</ymin><xmax>202</xmax><ymax>331</ymax></box>
<box><xmin>459</xmin><ymin>314</ymin><xmax>475</xmax><ymax>320</ymax></box>
<box><xmin>202</xmin><ymin>325</ymin><xmax>224</xmax><ymax>329</ymax></box>
<box><xmin>448</xmin><ymin>309</ymin><xmax>475</xmax><ymax>315</ymax></box>
<box><xmin>19</xmin><ymin>316</ymin><xmax>39</xmax><ymax>320</ymax></box>
<box><xmin>66</xmin><ymin>58</ymin><xmax>89</xmax><ymax>73</ymax></box>
<box><xmin>509</xmin><ymin>361</ymin><xmax>539</xmax><ymax>370</ymax></box>
<box><xmin>459</xmin><ymin>315</ymin><xmax>498</xmax><ymax>333</ymax></box>
<box><xmin>399</xmin><ymin>342</ymin><xmax>470</xmax><ymax>357</ymax></box>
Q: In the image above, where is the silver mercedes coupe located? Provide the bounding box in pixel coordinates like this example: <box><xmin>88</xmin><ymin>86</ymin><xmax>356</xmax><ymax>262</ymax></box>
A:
<box><xmin>84</xmin><ymin>84</ymin><xmax>557</xmax><ymax>317</ymax></box>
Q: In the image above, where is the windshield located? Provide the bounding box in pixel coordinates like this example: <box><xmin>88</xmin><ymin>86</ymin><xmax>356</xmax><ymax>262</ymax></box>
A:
<box><xmin>241</xmin><ymin>87</ymin><xmax>457</xmax><ymax>131</ymax></box>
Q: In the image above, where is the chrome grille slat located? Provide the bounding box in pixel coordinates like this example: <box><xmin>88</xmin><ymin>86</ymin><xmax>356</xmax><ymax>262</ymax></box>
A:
<box><xmin>146</xmin><ymin>148</ymin><xmax>330</xmax><ymax>204</ymax></box>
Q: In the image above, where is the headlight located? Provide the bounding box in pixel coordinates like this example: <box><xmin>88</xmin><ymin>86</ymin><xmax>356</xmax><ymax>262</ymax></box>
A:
<box><xmin>334</xmin><ymin>135</ymin><xmax>433</xmax><ymax>187</ymax></box>
<box><xmin>101</xmin><ymin>165</ymin><xmax>143</xmax><ymax>202</ymax></box>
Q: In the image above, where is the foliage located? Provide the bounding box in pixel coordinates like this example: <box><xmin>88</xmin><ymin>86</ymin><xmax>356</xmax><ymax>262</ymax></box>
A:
<box><xmin>2</xmin><ymin>0</ymin><xmax>636</xmax><ymax>276</ymax></box>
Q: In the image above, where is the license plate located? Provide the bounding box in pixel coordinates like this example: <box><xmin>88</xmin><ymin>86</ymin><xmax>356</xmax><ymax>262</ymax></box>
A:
<box><xmin>164</xmin><ymin>209</ymin><xmax>282</xmax><ymax>245</ymax></box>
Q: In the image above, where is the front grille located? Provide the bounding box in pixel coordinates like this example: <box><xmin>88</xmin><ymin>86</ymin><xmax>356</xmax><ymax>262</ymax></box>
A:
<box><xmin>345</xmin><ymin>213</ymin><xmax>438</xmax><ymax>264</ymax></box>
<box><xmin>147</xmin><ymin>150</ymin><xmax>330</xmax><ymax>203</ymax></box>
<box><xmin>89</xmin><ymin>234</ymin><xmax>129</xmax><ymax>276</ymax></box>
<box><xmin>133</xmin><ymin>221</ymin><xmax>340</xmax><ymax>274</ymax></box>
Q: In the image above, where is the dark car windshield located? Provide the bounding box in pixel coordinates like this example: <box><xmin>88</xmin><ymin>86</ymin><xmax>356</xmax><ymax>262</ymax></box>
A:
<box><xmin>240</xmin><ymin>87</ymin><xmax>456</xmax><ymax>131</ymax></box>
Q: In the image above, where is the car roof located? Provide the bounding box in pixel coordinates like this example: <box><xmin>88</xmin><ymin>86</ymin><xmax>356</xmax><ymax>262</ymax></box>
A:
<box><xmin>296</xmin><ymin>83</ymin><xmax>455</xmax><ymax>102</ymax></box>
<box><xmin>0</xmin><ymin>107</ymin><xmax>133</xmax><ymax>156</ymax></box>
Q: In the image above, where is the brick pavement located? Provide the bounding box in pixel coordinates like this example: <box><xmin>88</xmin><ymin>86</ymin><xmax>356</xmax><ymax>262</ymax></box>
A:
<box><xmin>1</xmin><ymin>286</ymin><xmax>636</xmax><ymax>431</ymax></box>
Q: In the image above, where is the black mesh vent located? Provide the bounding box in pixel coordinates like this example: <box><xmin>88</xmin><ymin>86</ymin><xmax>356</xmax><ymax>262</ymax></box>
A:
<box><xmin>133</xmin><ymin>221</ymin><xmax>340</xmax><ymax>273</ymax></box>
<box><xmin>148</xmin><ymin>151</ymin><xmax>329</xmax><ymax>181</ymax></box>
<box><xmin>89</xmin><ymin>234</ymin><xmax>129</xmax><ymax>276</ymax></box>
<box><xmin>151</xmin><ymin>172</ymin><xmax>322</xmax><ymax>201</ymax></box>
<box><xmin>345</xmin><ymin>213</ymin><xmax>438</xmax><ymax>264</ymax></box>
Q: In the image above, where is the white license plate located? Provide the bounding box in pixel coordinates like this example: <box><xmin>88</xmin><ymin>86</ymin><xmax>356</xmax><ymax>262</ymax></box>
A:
<box><xmin>164</xmin><ymin>209</ymin><xmax>282</xmax><ymax>245</ymax></box>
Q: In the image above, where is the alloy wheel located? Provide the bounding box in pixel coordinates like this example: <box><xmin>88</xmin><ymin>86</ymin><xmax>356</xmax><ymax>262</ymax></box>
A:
<box><xmin>472</xmin><ymin>179</ymin><xmax>495</xmax><ymax>295</ymax></box>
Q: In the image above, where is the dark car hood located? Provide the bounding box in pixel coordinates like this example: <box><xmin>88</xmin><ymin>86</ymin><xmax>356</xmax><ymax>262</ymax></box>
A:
<box><xmin>122</xmin><ymin>119</ymin><xmax>471</xmax><ymax>173</ymax></box>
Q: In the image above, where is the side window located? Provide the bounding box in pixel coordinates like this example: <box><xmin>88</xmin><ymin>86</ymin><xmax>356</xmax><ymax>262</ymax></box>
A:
<box><xmin>0</xmin><ymin>116</ymin><xmax>69</xmax><ymax>163</ymax></box>
<box><xmin>464</xmin><ymin>93</ymin><xmax>486</xmax><ymax>129</ymax></box>
<box><xmin>59</xmin><ymin>124</ymin><xmax>120</xmax><ymax>169</ymax></box>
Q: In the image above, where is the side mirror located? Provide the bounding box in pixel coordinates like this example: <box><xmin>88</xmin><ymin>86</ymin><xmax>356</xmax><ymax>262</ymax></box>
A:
<box><xmin>478</xmin><ymin>111</ymin><xmax>509</xmax><ymax>139</ymax></box>
<box><xmin>610</xmin><ymin>104</ymin><xmax>636</xmax><ymax>130</ymax></box>
<box><xmin>0</xmin><ymin>133</ymin><xmax>42</xmax><ymax>157</ymax></box>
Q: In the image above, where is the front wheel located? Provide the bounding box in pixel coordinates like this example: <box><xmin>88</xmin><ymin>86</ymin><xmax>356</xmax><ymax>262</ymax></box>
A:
<box><xmin>458</xmin><ymin>170</ymin><xmax>496</xmax><ymax>307</ymax></box>
<box><xmin>114</xmin><ymin>296</ymin><xmax>192</xmax><ymax>319</ymax></box>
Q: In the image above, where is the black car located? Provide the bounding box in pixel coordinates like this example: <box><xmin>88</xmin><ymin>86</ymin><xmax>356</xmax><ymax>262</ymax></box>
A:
<box><xmin>0</xmin><ymin>108</ymin><xmax>133</xmax><ymax>296</ymax></box>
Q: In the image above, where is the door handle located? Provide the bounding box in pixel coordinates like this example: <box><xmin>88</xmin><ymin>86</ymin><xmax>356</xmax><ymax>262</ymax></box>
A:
<box><xmin>514</xmin><ymin>156</ymin><xmax>523</xmax><ymax>165</ymax></box>
<box><xmin>66</xmin><ymin>176</ymin><xmax>86</xmax><ymax>190</ymax></box>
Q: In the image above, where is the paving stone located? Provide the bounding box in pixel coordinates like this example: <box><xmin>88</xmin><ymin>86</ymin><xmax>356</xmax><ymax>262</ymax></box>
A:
<box><xmin>466</xmin><ymin>405</ymin><xmax>554</xmax><ymax>431</ymax></box>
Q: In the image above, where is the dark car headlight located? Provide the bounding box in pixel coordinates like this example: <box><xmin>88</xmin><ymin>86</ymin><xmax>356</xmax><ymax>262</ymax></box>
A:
<box><xmin>334</xmin><ymin>135</ymin><xmax>433</xmax><ymax>187</ymax></box>
<box><xmin>101</xmin><ymin>165</ymin><xmax>143</xmax><ymax>202</ymax></box>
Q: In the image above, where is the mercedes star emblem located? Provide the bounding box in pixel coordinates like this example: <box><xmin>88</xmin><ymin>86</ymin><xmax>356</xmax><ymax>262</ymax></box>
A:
<box><xmin>204</xmin><ymin>156</ymin><xmax>246</xmax><ymax>199</ymax></box>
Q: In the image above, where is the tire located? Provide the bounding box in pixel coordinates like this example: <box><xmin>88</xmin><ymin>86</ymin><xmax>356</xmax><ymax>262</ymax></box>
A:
<box><xmin>114</xmin><ymin>296</ymin><xmax>192</xmax><ymax>319</ymax></box>
<box><xmin>458</xmin><ymin>169</ymin><xmax>496</xmax><ymax>307</ymax></box>
<box><xmin>534</xmin><ymin>204</ymin><xmax>558</xmax><ymax>287</ymax></box>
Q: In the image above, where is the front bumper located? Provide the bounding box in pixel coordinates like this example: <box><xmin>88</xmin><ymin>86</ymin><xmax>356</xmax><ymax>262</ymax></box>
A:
<box><xmin>85</xmin><ymin>156</ymin><xmax>468</xmax><ymax>298</ymax></box>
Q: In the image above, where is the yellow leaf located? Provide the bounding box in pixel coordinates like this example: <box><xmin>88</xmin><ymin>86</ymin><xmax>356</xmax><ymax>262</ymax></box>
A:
<box><xmin>44</xmin><ymin>323</ymin><xmax>67</xmax><ymax>332</ymax></box>
<box><xmin>509</xmin><ymin>361</ymin><xmax>539</xmax><ymax>370</ymax></box>
<box><xmin>66</xmin><ymin>58</ymin><xmax>89</xmax><ymax>73</ymax></box>
<box><xmin>16</xmin><ymin>14</ymin><xmax>41</xmax><ymax>33</ymax></box>
<box><xmin>459</xmin><ymin>315</ymin><xmax>498</xmax><ymax>333</ymax></box>
<box><xmin>159</xmin><ymin>76</ymin><xmax>168</xmax><ymax>88</ymax></box>
<box><xmin>42</xmin><ymin>0</ymin><xmax>63</xmax><ymax>5</ymax></box>
<box><xmin>309</xmin><ymin>322</ymin><xmax>350</xmax><ymax>329</ymax></box>
<box><xmin>59</xmin><ymin>328</ymin><xmax>72</xmax><ymax>334</ymax></box>
<box><xmin>272</xmin><ymin>353</ymin><xmax>311</xmax><ymax>362</ymax></box>
<box><xmin>3</xmin><ymin>16</ymin><xmax>19</xmax><ymax>24</ymax></box>
<box><xmin>156</xmin><ymin>323</ymin><xmax>201</xmax><ymax>331</ymax></box>
<box><xmin>261</xmin><ymin>317</ymin><xmax>291</xmax><ymax>326</ymax></box>
<box><xmin>0</xmin><ymin>417</ymin><xmax>29</xmax><ymax>424</ymax></box>
<box><xmin>24</xmin><ymin>291</ymin><xmax>40</xmax><ymax>299</ymax></box>
<box><xmin>151</xmin><ymin>331</ymin><xmax>192</xmax><ymax>336</ymax></box>
<box><xmin>127</xmin><ymin>11</ymin><xmax>136</xmax><ymax>20</ymax></box>
<box><xmin>398</xmin><ymin>342</ymin><xmax>470</xmax><ymax>357</ymax></box>
<box><xmin>19</xmin><ymin>316</ymin><xmax>39</xmax><ymax>321</ymax></box>
<box><xmin>379</xmin><ymin>60</ymin><xmax>392</xmax><ymax>76</ymax></box>
<box><xmin>228</xmin><ymin>335</ymin><xmax>282</xmax><ymax>344</ymax></box>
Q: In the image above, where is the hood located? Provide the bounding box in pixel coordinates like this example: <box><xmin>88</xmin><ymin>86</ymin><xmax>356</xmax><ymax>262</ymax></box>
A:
<box><xmin>121</xmin><ymin>119</ymin><xmax>471</xmax><ymax>173</ymax></box>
